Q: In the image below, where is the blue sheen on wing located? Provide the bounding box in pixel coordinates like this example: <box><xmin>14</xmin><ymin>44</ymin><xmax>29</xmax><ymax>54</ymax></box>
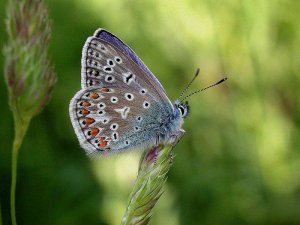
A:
<box><xmin>94</xmin><ymin>29</ymin><xmax>167</xmax><ymax>94</ymax></box>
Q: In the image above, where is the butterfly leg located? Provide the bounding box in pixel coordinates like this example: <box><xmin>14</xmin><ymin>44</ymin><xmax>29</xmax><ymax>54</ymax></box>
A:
<box><xmin>170</xmin><ymin>129</ymin><xmax>185</xmax><ymax>147</ymax></box>
<box><xmin>165</xmin><ymin>129</ymin><xmax>185</xmax><ymax>164</ymax></box>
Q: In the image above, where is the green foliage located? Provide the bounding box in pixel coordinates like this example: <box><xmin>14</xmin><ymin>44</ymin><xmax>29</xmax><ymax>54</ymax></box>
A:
<box><xmin>0</xmin><ymin>0</ymin><xmax>299</xmax><ymax>225</ymax></box>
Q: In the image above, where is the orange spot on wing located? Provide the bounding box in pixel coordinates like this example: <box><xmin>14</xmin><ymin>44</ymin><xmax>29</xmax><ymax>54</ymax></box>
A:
<box><xmin>85</xmin><ymin>117</ymin><xmax>95</xmax><ymax>126</ymax></box>
<box><xmin>83</xmin><ymin>101</ymin><xmax>91</xmax><ymax>107</ymax></box>
<box><xmin>82</xmin><ymin>109</ymin><xmax>90</xmax><ymax>116</ymax></box>
<box><xmin>100</xmin><ymin>140</ymin><xmax>108</xmax><ymax>148</ymax></box>
<box><xmin>101</xmin><ymin>88</ymin><xmax>110</xmax><ymax>93</ymax></box>
<box><xmin>97</xmin><ymin>136</ymin><xmax>109</xmax><ymax>149</ymax></box>
<box><xmin>91</xmin><ymin>92</ymin><xmax>99</xmax><ymax>99</ymax></box>
<box><xmin>90</xmin><ymin>128</ymin><xmax>99</xmax><ymax>137</ymax></box>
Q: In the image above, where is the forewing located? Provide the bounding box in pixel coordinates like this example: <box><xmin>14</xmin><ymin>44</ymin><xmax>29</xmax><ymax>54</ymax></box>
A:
<box><xmin>81</xmin><ymin>31</ymin><xmax>172</xmax><ymax>106</ymax></box>
<box><xmin>93</xmin><ymin>28</ymin><xmax>168</xmax><ymax>96</ymax></box>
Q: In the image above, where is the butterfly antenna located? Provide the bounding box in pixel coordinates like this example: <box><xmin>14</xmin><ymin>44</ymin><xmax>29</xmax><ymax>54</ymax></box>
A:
<box><xmin>178</xmin><ymin>68</ymin><xmax>200</xmax><ymax>101</ymax></box>
<box><xmin>180</xmin><ymin>77</ymin><xmax>228</xmax><ymax>102</ymax></box>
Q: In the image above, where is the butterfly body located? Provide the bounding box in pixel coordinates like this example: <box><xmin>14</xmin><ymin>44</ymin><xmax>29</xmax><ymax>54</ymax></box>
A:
<box><xmin>70</xmin><ymin>29</ymin><xmax>188</xmax><ymax>156</ymax></box>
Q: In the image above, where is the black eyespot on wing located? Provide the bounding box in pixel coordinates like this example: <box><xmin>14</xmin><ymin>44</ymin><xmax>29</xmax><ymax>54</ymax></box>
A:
<box><xmin>104</xmin><ymin>67</ymin><xmax>112</xmax><ymax>72</ymax></box>
<box><xmin>126</xmin><ymin>73</ymin><xmax>133</xmax><ymax>83</ymax></box>
<box><xmin>115</xmin><ymin>57</ymin><xmax>122</xmax><ymax>63</ymax></box>
<box><xmin>108</xmin><ymin>59</ymin><xmax>114</xmax><ymax>66</ymax></box>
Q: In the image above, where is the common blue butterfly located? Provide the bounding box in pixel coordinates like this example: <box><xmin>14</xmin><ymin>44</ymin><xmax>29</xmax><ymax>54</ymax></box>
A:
<box><xmin>69</xmin><ymin>29</ymin><xmax>227</xmax><ymax>157</ymax></box>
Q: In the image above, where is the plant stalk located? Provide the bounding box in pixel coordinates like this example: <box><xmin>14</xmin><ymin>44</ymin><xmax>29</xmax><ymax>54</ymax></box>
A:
<box><xmin>0</xmin><ymin>200</ymin><xmax>3</xmax><ymax>225</ymax></box>
<box><xmin>10</xmin><ymin>103</ymin><xmax>30</xmax><ymax>225</ymax></box>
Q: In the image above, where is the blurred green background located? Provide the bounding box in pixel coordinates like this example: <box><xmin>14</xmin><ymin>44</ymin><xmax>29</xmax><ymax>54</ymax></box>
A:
<box><xmin>1</xmin><ymin>0</ymin><xmax>300</xmax><ymax>225</ymax></box>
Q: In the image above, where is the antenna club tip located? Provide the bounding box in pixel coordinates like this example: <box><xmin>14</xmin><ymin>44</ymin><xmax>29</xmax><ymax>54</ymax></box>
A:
<box><xmin>195</xmin><ymin>68</ymin><xmax>200</xmax><ymax>76</ymax></box>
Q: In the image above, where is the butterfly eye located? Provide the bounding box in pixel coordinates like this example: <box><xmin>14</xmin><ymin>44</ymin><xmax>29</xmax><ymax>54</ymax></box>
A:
<box><xmin>178</xmin><ymin>105</ymin><xmax>188</xmax><ymax>118</ymax></box>
<box><xmin>178</xmin><ymin>106</ymin><xmax>184</xmax><ymax>115</ymax></box>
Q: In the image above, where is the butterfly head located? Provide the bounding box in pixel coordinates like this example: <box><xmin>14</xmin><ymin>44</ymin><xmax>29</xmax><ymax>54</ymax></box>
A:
<box><xmin>174</xmin><ymin>100</ymin><xmax>189</xmax><ymax>119</ymax></box>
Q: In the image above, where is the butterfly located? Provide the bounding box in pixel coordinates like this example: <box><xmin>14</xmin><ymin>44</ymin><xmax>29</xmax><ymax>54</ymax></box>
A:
<box><xmin>69</xmin><ymin>28</ymin><xmax>227</xmax><ymax>157</ymax></box>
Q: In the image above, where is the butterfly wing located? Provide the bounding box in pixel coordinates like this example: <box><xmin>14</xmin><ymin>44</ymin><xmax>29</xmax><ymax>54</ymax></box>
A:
<box><xmin>93</xmin><ymin>29</ymin><xmax>168</xmax><ymax>97</ymax></box>
<box><xmin>70</xmin><ymin>29</ymin><xmax>174</xmax><ymax>156</ymax></box>
<box><xmin>81</xmin><ymin>29</ymin><xmax>172</xmax><ymax>105</ymax></box>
